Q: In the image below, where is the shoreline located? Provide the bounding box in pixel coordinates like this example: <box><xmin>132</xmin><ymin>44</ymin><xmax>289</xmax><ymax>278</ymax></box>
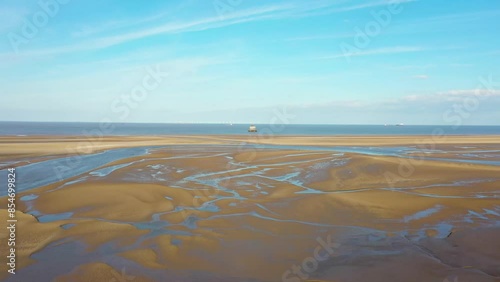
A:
<box><xmin>2</xmin><ymin>135</ymin><xmax>499</xmax><ymax>166</ymax></box>
<box><xmin>1</xmin><ymin>134</ymin><xmax>500</xmax><ymax>146</ymax></box>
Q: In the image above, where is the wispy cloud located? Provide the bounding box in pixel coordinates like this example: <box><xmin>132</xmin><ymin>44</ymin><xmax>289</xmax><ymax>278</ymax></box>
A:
<box><xmin>419</xmin><ymin>9</ymin><xmax>500</xmax><ymax>26</ymax></box>
<box><xmin>277</xmin><ymin>0</ymin><xmax>419</xmax><ymax>42</ymax></box>
<box><xmin>313</xmin><ymin>0</ymin><xmax>416</xmax><ymax>15</ymax></box>
<box><xmin>412</xmin><ymin>74</ymin><xmax>428</xmax><ymax>79</ymax></box>
<box><xmin>2</xmin><ymin>0</ymin><xmax>419</xmax><ymax>57</ymax></box>
<box><xmin>437</xmin><ymin>89</ymin><xmax>500</xmax><ymax>97</ymax></box>
<box><xmin>71</xmin><ymin>10</ymin><xmax>174</xmax><ymax>38</ymax></box>
<box><xmin>398</xmin><ymin>90</ymin><xmax>500</xmax><ymax>104</ymax></box>
<box><xmin>71</xmin><ymin>1</ymin><xmax>197</xmax><ymax>38</ymax></box>
<box><xmin>285</xmin><ymin>33</ymin><xmax>353</xmax><ymax>42</ymax></box>
<box><xmin>1</xmin><ymin>3</ymin><xmax>296</xmax><ymax>57</ymax></box>
<box><xmin>284</xmin><ymin>5</ymin><xmax>498</xmax><ymax>45</ymax></box>
<box><xmin>388</xmin><ymin>64</ymin><xmax>435</xmax><ymax>70</ymax></box>
<box><xmin>320</xmin><ymin>46</ymin><xmax>424</xmax><ymax>60</ymax></box>
<box><xmin>391</xmin><ymin>9</ymin><xmax>500</xmax><ymax>35</ymax></box>
<box><xmin>286</xmin><ymin>0</ymin><xmax>417</xmax><ymax>20</ymax></box>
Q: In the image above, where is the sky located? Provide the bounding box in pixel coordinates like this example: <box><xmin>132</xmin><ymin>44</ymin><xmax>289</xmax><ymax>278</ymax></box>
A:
<box><xmin>0</xmin><ymin>0</ymin><xmax>499</xmax><ymax>125</ymax></box>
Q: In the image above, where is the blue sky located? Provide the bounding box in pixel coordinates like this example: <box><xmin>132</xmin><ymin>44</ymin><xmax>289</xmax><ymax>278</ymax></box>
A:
<box><xmin>0</xmin><ymin>0</ymin><xmax>499</xmax><ymax>124</ymax></box>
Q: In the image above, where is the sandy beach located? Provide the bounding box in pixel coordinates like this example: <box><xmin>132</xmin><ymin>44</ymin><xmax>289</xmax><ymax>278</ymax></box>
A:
<box><xmin>0</xmin><ymin>135</ymin><xmax>499</xmax><ymax>282</ymax></box>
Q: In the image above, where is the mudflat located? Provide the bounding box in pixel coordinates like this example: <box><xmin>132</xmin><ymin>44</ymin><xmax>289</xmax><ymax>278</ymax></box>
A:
<box><xmin>0</xmin><ymin>135</ymin><xmax>499</xmax><ymax>282</ymax></box>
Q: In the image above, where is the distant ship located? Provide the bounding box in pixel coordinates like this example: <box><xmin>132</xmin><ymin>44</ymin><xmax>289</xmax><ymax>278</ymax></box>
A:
<box><xmin>248</xmin><ymin>125</ymin><xmax>257</xmax><ymax>132</ymax></box>
<box><xmin>396</xmin><ymin>123</ymin><xmax>404</xmax><ymax>126</ymax></box>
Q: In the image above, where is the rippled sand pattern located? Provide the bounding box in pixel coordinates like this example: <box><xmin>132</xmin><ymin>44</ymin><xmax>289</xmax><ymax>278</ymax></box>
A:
<box><xmin>0</xmin><ymin>137</ymin><xmax>499</xmax><ymax>282</ymax></box>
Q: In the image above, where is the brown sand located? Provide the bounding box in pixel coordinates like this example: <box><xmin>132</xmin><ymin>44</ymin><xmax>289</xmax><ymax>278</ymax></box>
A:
<box><xmin>1</xmin><ymin>134</ymin><xmax>500</xmax><ymax>157</ymax></box>
<box><xmin>0</xmin><ymin>135</ymin><xmax>499</xmax><ymax>281</ymax></box>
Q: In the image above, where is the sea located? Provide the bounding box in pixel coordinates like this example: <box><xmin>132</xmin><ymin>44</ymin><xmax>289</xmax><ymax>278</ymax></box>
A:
<box><xmin>1</xmin><ymin>122</ymin><xmax>500</xmax><ymax>136</ymax></box>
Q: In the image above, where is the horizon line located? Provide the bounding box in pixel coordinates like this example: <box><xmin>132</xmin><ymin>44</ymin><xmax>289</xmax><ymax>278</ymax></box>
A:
<box><xmin>1</xmin><ymin>121</ymin><xmax>500</xmax><ymax>126</ymax></box>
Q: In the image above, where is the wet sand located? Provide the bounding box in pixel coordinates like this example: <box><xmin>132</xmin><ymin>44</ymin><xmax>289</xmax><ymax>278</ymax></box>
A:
<box><xmin>1</xmin><ymin>134</ymin><xmax>500</xmax><ymax>155</ymax></box>
<box><xmin>0</xmin><ymin>135</ymin><xmax>499</xmax><ymax>282</ymax></box>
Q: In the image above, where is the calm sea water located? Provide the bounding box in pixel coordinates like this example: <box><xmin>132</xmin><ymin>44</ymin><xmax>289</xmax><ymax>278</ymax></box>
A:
<box><xmin>1</xmin><ymin>122</ymin><xmax>500</xmax><ymax>136</ymax></box>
